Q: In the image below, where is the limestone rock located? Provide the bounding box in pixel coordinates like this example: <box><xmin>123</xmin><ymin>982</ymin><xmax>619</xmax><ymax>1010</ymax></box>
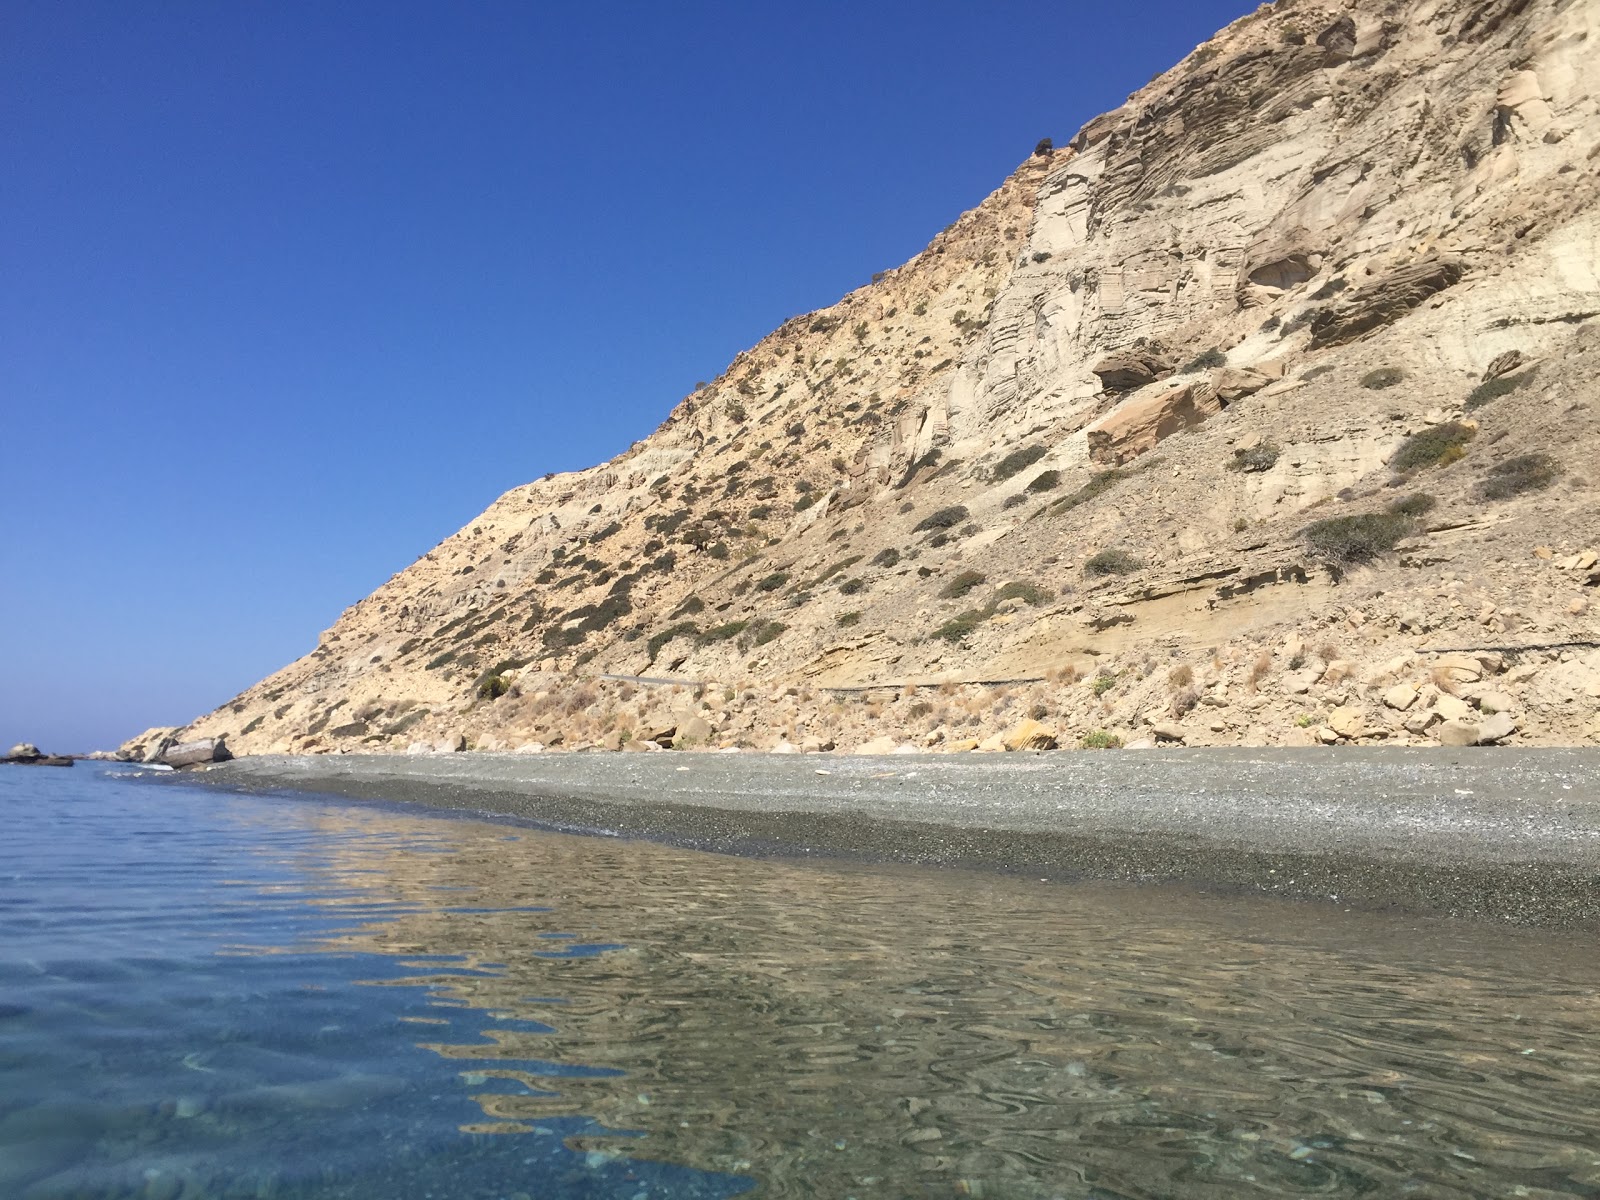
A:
<box><xmin>1327</xmin><ymin>706</ymin><xmax>1366</xmax><ymax>739</ymax></box>
<box><xmin>1436</xmin><ymin>720</ymin><xmax>1480</xmax><ymax>747</ymax></box>
<box><xmin>1432</xmin><ymin>695</ymin><xmax>1473</xmax><ymax>722</ymax></box>
<box><xmin>1085</xmin><ymin>382</ymin><xmax>1221</xmax><ymax>466</ymax></box>
<box><xmin>1150</xmin><ymin>722</ymin><xmax>1188</xmax><ymax>743</ymax></box>
<box><xmin>1483</xmin><ymin>350</ymin><xmax>1526</xmax><ymax>381</ymax></box>
<box><xmin>1477</xmin><ymin>691</ymin><xmax>1516</xmax><ymax>715</ymax></box>
<box><xmin>854</xmin><ymin>735</ymin><xmax>899</xmax><ymax>755</ymax></box>
<box><xmin>1091</xmin><ymin>349</ymin><xmax>1172</xmax><ymax>393</ymax></box>
<box><xmin>946</xmin><ymin>738</ymin><xmax>982</xmax><ymax>753</ymax></box>
<box><xmin>1307</xmin><ymin>259</ymin><xmax>1466</xmax><ymax>349</ymax></box>
<box><xmin>1211</xmin><ymin>367</ymin><xmax>1273</xmax><ymax>403</ymax></box>
<box><xmin>1001</xmin><ymin>719</ymin><xmax>1058</xmax><ymax>751</ymax></box>
<box><xmin>162</xmin><ymin>738</ymin><xmax>232</xmax><ymax>768</ymax></box>
<box><xmin>1478</xmin><ymin>713</ymin><xmax>1517</xmax><ymax>744</ymax></box>
<box><xmin>976</xmin><ymin>732</ymin><xmax>1008</xmax><ymax>753</ymax></box>
<box><xmin>1383</xmin><ymin>684</ymin><xmax>1418</xmax><ymax>711</ymax></box>
<box><xmin>672</xmin><ymin>716</ymin><xmax>712</xmax><ymax>748</ymax></box>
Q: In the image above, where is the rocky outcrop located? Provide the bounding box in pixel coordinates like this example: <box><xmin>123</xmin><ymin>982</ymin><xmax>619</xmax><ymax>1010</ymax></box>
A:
<box><xmin>1085</xmin><ymin>382</ymin><xmax>1221</xmax><ymax>466</ymax></box>
<box><xmin>1308</xmin><ymin>260</ymin><xmax>1468</xmax><ymax>349</ymax></box>
<box><xmin>161</xmin><ymin>738</ymin><xmax>232</xmax><ymax>769</ymax></box>
<box><xmin>126</xmin><ymin>0</ymin><xmax>1600</xmax><ymax>759</ymax></box>
<box><xmin>3</xmin><ymin>743</ymin><xmax>72</xmax><ymax>767</ymax></box>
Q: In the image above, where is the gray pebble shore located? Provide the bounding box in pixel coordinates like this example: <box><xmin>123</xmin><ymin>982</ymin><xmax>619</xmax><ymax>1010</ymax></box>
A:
<box><xmin>180</xmin><ymin>747</ymin><xmax>1600</xmax><ymax>928</ymax></box>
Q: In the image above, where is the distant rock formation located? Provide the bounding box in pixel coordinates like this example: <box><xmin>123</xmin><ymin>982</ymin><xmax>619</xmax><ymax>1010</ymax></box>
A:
<box><xmin>4</xmin><ymin>743</ymin><xmax>73</xmax><ymax>767</ymax></box>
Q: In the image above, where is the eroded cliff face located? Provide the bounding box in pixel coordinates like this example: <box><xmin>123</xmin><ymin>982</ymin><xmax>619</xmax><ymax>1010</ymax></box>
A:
<box><xmin>132</xmin><ymin>0</ymin><xmax>1600</xmax><ymax>760</ymax></box>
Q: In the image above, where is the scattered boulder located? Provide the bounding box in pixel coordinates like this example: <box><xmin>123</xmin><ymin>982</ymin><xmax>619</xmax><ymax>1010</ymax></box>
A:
<box><xmin>1150</xmin><ymin>722</ymin><xmax>1189</xmax><ymax>743</ymax></box>
<box><xmin>1001</xmin><ymin>719</ymin><xmax>1058</xmax><ymax>751</ymax></box>
<box><xmin>854</xmin><ymin>734</ymin><xmax>899</xmax><ymax>755</ymax></box>
<box><xmin>1210</xmin><ymin>366</ymin><xmax>1273</xmax><ymax>403</ymax></box>
<box><xmin>1436</xmin><ymin>720</ymin><xmax>1480</xmax><ymax>747</ymax></box>
<box><xmin>1327</xmin><ymin>706</ymin><xmax>1367</xmax><ymax>739</ymax></box>
<box><xmin>1483</xmin><ymin>349</ymin><xmax>1526</xmax><ymax>381</ymax></box>
<box><xmin>1478</xmin><ymin>712</ymin><xmax>1518</xmax><ymax>744</ymax></box>
<box><xmin>1085</xmin><ymin>381</ymin><xmax>1223</xmax><ymax>466</ymax></box>
<box><xmin>672</xmin><ymin>716</ymin><xmax>712</xmax><ymax>748</ymax></box>
<box><xmin>1477</xmin><ymin>691</ymin><xmax>1516</xmax><ymax>715</ymax></box>
<box><xmin>162</xmin><ymin>738</ymin><xmax>232</xmax><ymax>769</ymax></box>
<box><xmin>1383</xmin><ymin>684</ymin><xmax>1419</xmax><ymax>711</ymax></box>
<box><xmin>1091</xmin><ymin>349</ymin><xmax>1173</xmax><ymax>393</ymax></box>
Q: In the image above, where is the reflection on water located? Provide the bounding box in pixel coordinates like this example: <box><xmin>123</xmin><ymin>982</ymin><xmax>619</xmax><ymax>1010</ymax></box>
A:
<box><xmin>3</xmin><ymin>768</ymin><xmax>1600</xmax><ymax>1199</ymax></box>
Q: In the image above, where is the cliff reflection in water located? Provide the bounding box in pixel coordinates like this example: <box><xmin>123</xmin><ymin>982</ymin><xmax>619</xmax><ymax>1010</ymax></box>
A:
<box><xmin>267</xmin><ymin>801</ymin><xmax>1600</xmax><ymax>1200</ymax></box>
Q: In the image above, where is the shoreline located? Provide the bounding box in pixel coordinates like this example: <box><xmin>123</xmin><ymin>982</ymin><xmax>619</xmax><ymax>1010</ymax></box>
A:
<box><xmin>170</xmin><ymin>748</ymin><xmax>1600</xmax><ymax>929</ymax></box>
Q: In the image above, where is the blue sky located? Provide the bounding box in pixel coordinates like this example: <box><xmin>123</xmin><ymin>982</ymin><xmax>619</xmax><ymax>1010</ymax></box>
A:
<box><xmin>2</xmin><ymin>0</ymin><xmax>1256</xmax><ymax>752</ymax></box>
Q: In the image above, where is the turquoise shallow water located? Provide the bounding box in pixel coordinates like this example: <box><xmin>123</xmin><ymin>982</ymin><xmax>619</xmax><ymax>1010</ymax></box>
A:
<box><xmin>3</xmin><ymin>764</ymin><xmax>1600</xmax><ymax>1199</ymax></box>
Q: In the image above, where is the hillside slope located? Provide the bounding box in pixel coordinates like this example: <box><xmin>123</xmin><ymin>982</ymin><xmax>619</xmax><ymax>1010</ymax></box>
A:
<box><xmin>128</xmin><ymin>0</ymin><xmax>1600</xmax><ymax>760</ymax></box>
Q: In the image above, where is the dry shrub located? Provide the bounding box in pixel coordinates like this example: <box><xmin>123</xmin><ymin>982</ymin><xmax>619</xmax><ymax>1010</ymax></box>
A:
<box><xmin>902</xmin><ymin>682</ymin><xmax>919</xmax><ymax>699</ymax></box>
<box><xmin>1247</xmin><ymin>651</ymin><xmax>1273</xmax><ymax>691</ymax></box>
<box><xmin>1170</xmin><ymin>685</ymin><xmax>1201</xmax><ymax>718</ymax></box>
<box><xmin>1430</xmin><ymin>665</ymin><xmax>1460</xmax><ymax>695</ymax></box>
<box><xmin>1168</xmin><ymin>663</ymin><xmax>1194</xmax><ymax>690</ymax></box>
<box><xmin>562</xmin><ymin>684</ymin><xmax>597</xmax><ymax>716</ymax></box>
<box><xmin>939</xmin><ymin>680</ymin><xmax>958</xmax><ymax>696</ymax></box>
<box><xmin>1317</xmin><ymin>642</ymin><xmax>1341</xmax><ymax>662</ymax></box>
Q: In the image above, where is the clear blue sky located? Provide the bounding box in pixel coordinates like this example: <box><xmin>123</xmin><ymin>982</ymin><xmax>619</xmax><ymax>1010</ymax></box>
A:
<box><xmin>2</xmin><ymin>0</ymin><xmax>1255</xmax><ymax>752</ymax></box>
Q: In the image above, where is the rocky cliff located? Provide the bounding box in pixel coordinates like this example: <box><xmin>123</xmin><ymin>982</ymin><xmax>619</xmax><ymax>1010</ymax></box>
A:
<box><xmin>127</xmin><ymin>0</ymin><xmax>1600</xmax><ymax>761</ymax></box>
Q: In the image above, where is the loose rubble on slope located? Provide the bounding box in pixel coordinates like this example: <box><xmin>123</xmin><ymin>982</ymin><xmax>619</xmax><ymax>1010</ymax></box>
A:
<box><xmin>125</xmin><ymin>0</ymin><xmax>1600</xmax><ymax>761</ymax></box>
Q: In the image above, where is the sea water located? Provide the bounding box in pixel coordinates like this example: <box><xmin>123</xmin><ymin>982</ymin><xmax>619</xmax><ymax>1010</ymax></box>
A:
<box><xmin>2</xmin><ymin>764</ymin><xmax>1598</xmax><ymax>1199</ymax></box>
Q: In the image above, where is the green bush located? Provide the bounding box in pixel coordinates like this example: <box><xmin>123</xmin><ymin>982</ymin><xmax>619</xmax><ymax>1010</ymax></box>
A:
<box><xmin>647</xmin><ymin>622</ymin><xmax>699</xmax><ymax>661</ymax></box>
<box><xmin>756</xmin><ymin>572</ymin><xmax>790</xmax><ymax>592</ymax></box>
<box><xmin>871</xmin><ymin>547</ymin><xmax>900</xmax><ymax>568</ymax></box>
<box><xmin>1083</xmin><ymin>548</ymin><xmax>1143</xmax><ymax>576</ymax></box>
<box><xmin>1360</xmin><ymin>367</ymin><xmax>1404</xmax><ymax>390</ymax></box>
<box><xmin>751</xmin><ymin>620</ymin><xmax>787</xmax><ymax>647</ymax></box>
<box><xmin>697</xmin><ymin>620</ymin><xmax>750</xmax><ymax>645</ymax></box>
<box><xmin>1079</xmin><ymin>730</ymin><xmax>1124</xmax><ymax>749</ymax></box>
<box><xmin>1466</xmin><ymin>369</ymin><xmax>1536</xmax><ymax>410</ymax></box>
<box><xmin>1044</xmin><ymin>468</ymin><xmax>1128</xmax><ymax>516</ymax></box>
<box><xmin>837</xmin><ymin>611</ymin><xmax>861</xmax><ymax>627</ymax></box>
<box><xmin>793</xmin><ymin>494</ymin><xmax>815</xmax><ymax>512</ymax></box>
<box><xmin>1478</xmin><ymin>454</ymin><xmax>1562</xmax><ymax>500</ymax></box>
<box><xmin>993</xmin><ymin>581</ymin><xmax>1053</xmax><ymax>606</ymax></box>
<box><xmin>933</xmin><ymin>609</ymin><xmax>988</xmax><ymax>643</ymax></box>
<box><xmin>1228</xmin><ymin>443</ymin><xmax>1280</xmax><ymax>473</ymax></box>
<box><xmin>670</xmin><ymin>595</ymin><xmax>705</xmax><ymax>618</ymax></box>
<box><xmin>1387</xmin><ymin>493</ymin><xmax>1436</xmax><ymax>518</ymax></box>
<box><xmin>476</xmin><ymin>673</ymin><xmax>511</xmax><ymax>701</ymax></box>
<box><xmin>838</xmin><ymin>577</ymin><xmax>865</xmax><ymax>595</ymax></box>
<box><xmin>1302</xmin><ymin>511</ymin><xmax>1414</xmax><ymax>566</ymax></box>
<box><xmin>991</xmin><ymin>444</ymin><xmax>1047</xmax><ymax>482</ymax></box>
<box><xmin>1392</xmin><ymin>422</ymin><xmax>1476</xmax><ymax>472</ymax></box>
<box><xmin>1025</xmin><ymin>469</ymin><xmax>1061</xmax><ymax>493</ymax></box>
<box><xmin>914</xmin><ymin>505</ymin><xmax>970</xmax><ymax>532</ymax></box>
<box><xmin>940</xmin><ymin>569</ymin><xmax>987</xmax><ymax>599</ymax></box>
<box><xmin>1180</xmin><ymin>347</ymin><xmax>1226</xmax><ymax>373</ymax></box>
<box><xmin>1091</xmin><ymin>674</ymin><xmax>1117</xmax><ymax>696</ymax></box>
